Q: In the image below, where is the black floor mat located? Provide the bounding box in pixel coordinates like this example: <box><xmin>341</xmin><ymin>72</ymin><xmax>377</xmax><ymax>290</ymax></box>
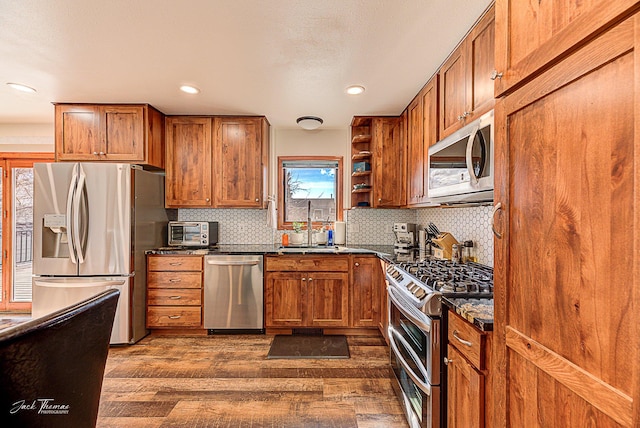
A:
<box><xmin>267</xmin><ymin>335</ymin><xmax>350</xmax><ymax>359</ymax></box>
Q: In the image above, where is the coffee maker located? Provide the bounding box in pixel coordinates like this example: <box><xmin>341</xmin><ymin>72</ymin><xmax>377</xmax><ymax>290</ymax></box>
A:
<box><xmin>393</xmin><ymin>223</ymin><xmax>417</xmax><ymax>260</ymax></box>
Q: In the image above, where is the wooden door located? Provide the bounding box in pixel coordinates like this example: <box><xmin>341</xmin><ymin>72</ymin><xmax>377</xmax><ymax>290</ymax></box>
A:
<box><xmin>447</xmin><ymin>345</ymin><xmax>485</xmax><ymax>428</ymax></box>
<box><xmin>467</xmin><ymin>5</ymin><xmax>495</xmax><ymax>120</ymax></box>
<box><xmin>307</xmin><ymin>272</ymin><xmax>349</xmax><ymax>327</ymax></box>
<box><xmin>264</xmin><ymin>271</ymin><xmax>306</xmax><ymax>327</ymax></box>
<box><xmin>350</xmin><ymin>256</ymin><xmax>381</xmax><ymax>328</ymax></box>
<box><xmin>494</xmin><ymin>0</ymin><xmax>638</xmax><ymax>96</ymax></box>
<box><xmin>165</xmin><ymin>117</ymin><xmax>213</xmax><ymax>207</ymax></box>
<box><xmin>103</xmin><ymin>105</ymin><xmax>144</xmax><ymax>161</ymax></box>
<box><xmin>493</xmin><ymin>15</ymin><xmax>639</xmax><ymax>427</ymax></box>
<box><xmin>55</xmin><ymin>104</ymin><xmax>102</xmax><ymax>161</ymax></box>
<box><xmin>214</xmin><ymin>117</ymin><xmax>264</xmax><ymax>208</ymax></box>
<box><xmin>406</xmin><ymin>94</ymin><xmax>423</xmax><ymax>206</ymax></box>
<box><xmin>439</xmin><ymin>43</ymin><xmax>467</xmax><ymax>138</ymax></box>
<box><xmin>372</xmin><ymin>117</ymin><xmax>404</xmax><ymax>207</ymax></box>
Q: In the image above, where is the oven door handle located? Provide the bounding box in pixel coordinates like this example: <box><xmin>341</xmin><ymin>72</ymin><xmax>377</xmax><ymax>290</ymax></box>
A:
<box><xmin>387</xmin><ymin>286</ymin><xmax>432</xmax><ymax>333</ymax></box>
<box><xmin>389</xmin><ymin>328</ymin><xmax>432</xmax><ymax>395</ymax></box>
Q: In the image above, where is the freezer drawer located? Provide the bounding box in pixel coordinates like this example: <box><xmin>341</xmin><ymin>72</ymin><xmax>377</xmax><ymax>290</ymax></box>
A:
<box><xmin>204</xmin><ymin>255</ymin><xmax>264</xmax><ymax>331</ymax></box>
<box><xmin>32</xmin><ymin>277</ymin><xmax>130</xmax><ymax>344</ymax></box>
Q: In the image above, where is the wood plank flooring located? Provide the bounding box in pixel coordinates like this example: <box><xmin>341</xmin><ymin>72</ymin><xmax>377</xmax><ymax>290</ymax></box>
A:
<box><xmin>98</xmin><ymin>334</ymin><xmax>408</xmax><ymax>428</ymax></box>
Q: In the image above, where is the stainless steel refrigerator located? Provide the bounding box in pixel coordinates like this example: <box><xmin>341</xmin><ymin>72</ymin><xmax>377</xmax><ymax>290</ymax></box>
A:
<box><xmin>32</xmin><ymin>163</ymin><xmax>169</xmax><ymax>344</ymax></box>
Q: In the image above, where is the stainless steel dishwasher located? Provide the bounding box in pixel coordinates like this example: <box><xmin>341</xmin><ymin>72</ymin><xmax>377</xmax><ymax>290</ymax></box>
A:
<box><xmin>204</xmin><ymin>255</ymin><xmax>264</xmax><ymax>333</ymax></box>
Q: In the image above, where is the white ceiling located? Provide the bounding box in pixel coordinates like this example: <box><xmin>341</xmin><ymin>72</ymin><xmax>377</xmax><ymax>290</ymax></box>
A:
<box><xmin>0</xmin><ymin>0</ymin><xmax>493</xmax><ymax>129</ymax></box>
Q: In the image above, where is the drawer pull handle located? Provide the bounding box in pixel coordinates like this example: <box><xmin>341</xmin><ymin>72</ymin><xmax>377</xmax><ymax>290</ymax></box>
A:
<box><xmin>169</xmin><ymin>279</ymin><xmax>182</xmax><ymax>283</ymax></box>
<box><xmin>169</xmin><ymin>295</ymin><xmax>182</xmax><ymax>300</ymax></box>
<box><xmin>453</xmin><ymin>330</ymin><xmax>473</xmax><ymax>347</ymax></box>
<box><xmin>169</xmin><ymin>262</ymin><xmax>183</xmax><ymax>266</ymax></box>
<box><xmin>168</xmin><ymin>315</ymin><xmax>181</xmax><ymax>319</ymax></box>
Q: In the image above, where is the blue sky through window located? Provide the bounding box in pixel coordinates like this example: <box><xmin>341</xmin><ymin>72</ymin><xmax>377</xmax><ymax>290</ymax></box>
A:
<box><xmin>288</xmin><ymin>168</ymin><xmax>335</xmax><ymax>199</ymax></box>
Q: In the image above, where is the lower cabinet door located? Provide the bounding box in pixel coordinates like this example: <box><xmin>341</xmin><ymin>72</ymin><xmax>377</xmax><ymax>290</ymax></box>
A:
<box><xmin>447</xmin><ymin>344</ymin><xmax>485</xmax><ymax>428</ymax></box>
<box><xmin>307</xmin><ymin>272</ymin><xmax>349</xmax><ymax>327</ymax></box>
<box><xmin>265</xmin><ymin>272</ymin><xmax>306</xmax><ymax>327</ymax></box>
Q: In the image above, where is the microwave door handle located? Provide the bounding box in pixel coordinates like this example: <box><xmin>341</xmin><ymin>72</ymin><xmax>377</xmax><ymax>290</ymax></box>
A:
<box><xmin>466</xmin><ymin>125</ymin><xmax>481</xmax><ymax>185</ymax></box>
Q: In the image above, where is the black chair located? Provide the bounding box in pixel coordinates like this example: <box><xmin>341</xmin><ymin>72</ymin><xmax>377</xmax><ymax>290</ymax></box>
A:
<box><xmin>0</xmin><ymin>289</ymin><xmax>119</xmax><ymax>428</ymax></box>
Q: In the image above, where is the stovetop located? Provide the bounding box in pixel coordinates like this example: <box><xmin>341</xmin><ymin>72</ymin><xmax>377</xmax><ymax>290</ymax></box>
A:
<box><xmin>385</xmin><ymin>258</ymin><xmax>493</xmax><ymax>317</ymax></box>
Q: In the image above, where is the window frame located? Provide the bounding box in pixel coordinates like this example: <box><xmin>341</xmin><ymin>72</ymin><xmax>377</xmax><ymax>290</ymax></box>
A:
<box><xmin>277</xmin><ymin>156</ymin><xmax>343</xmax><ymax>230</ymax></box>
<box><xmin>0</xmin><ymin>152</ymin><xmax>54</xmax><ymax>311</ymax></box>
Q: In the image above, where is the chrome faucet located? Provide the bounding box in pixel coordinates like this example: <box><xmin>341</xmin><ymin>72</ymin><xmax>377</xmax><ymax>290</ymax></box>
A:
<box><xmin>307</xmin><ymin>200</ymin><xmax>313</xmax><ymax>246</ymax></box>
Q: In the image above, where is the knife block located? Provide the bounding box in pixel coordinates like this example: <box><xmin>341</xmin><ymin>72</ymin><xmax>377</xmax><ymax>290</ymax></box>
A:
<box><xmin>432</xmin><ymin>232</ymin><xmax>459</xmax><ymax>260</ymax></box>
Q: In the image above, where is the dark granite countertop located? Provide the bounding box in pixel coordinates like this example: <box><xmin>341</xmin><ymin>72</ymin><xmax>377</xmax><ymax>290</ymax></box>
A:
<box><xmin>146</xmin><ymin>244</ymin><xmax>396</xmax><ymax>259</ymax></box>
<box><xmin>443</xmin><ymin>296</ymin><xmax>494</xmax><ymax>331</ymax></box>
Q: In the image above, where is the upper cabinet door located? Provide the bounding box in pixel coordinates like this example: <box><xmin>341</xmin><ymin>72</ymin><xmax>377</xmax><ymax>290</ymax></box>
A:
<box><xmin>55</xmin><ymin>105</ymin><xmax>102</xmax><ymax>161</ymax></box>
<box><xmin>165</xmin><ymin>117</ymin><xmax>213</xmax><ymax>208</ymax></box>
<box><xmin>494</xmin><ymin>0</ymin><xmax>637</xmax><ymax>96</ymax></box>
<box><xmin>372</xmin><ymin>117</ymin><xmax>405</xmax><ymax>207</ymax></box>
<box><xmin>439</xmin><ymin>5</ymin><xmax>495</xmax><ymax>139</ymax></box>
<box><xmin>103</xmin><ymin>105</ymin><xmax>144</xmax><ymax>162</ymax></box>
<box><xmin>213</xmin><ymin>117</ymin><xmax>267</xmax><ymax>208</ymax></box>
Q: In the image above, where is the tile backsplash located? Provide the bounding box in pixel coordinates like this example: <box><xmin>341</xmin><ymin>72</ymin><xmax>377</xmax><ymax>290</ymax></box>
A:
<box><xmin>178</xmin><ymin>204</ymin><xmax>494</xmax><ymax>266</ymax></box>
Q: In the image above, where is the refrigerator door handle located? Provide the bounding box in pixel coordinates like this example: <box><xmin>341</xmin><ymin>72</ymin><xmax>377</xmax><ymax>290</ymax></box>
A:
<box><xmin>72</xmin><ymin>165</ymin><xmax>88</xmax><ymax>264</ymax></box>
<box><xmin>66</xmin><ymin>164</ymin><xmax>79</xmax><ymax>264</ymax></box>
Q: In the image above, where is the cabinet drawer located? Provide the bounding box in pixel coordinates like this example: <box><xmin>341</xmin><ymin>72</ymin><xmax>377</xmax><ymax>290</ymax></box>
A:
<box><xmin>448</xmin><ymin>311</ymin><xmax>486</xmax><ymax>369</ymax></box>
<box><xmin>148</xmin><ymin>256</ymin><xmax>203</xmax><ymax>271</ymax></box>
<box><xmin>148</xmin><ymin>288</ymin><xmax>201</xmax><ymax>306</ymax></box>
<box><xmin>147</xmin><ymin>306</ymin><xmax>201</xmax><ymax>327</ymax></box>
<box><xmin>265</xmin><ymin>255</ymin><xmax>349</xmax><ymax>272</ymax></box>
<box><xmin>148</xmin><ymin>271</ymin><xmax>202</xmax><ymax>289</ymax></box>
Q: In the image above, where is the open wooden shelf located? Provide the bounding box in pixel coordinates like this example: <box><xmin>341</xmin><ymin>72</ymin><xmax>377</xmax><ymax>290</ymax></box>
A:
<box><xmin>351</xmin><ymin>134</ymin><xmax>371</xmax><ymax>144</ymax></box>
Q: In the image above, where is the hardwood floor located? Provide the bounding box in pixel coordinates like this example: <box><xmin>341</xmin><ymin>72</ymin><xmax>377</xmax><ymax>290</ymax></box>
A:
<box><xmin>98</xmin><ymin>334</ymin><xmax>408</xmax><ymax>427</ymax></box>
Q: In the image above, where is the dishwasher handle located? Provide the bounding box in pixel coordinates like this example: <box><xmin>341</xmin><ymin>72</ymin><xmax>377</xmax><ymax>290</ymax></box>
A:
<box><xmin>206</xmin><ymin>260</ymin><xmax>260</xmax><ymax>266</ymax></box>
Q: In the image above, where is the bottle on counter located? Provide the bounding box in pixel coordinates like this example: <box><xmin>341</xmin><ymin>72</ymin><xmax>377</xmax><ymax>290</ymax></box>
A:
<box><xmin>282</xmin><ymin>233</ymin><xmax>289</xmax><ymax>247</ymax></box>
<box><xmin>462</xmin><ymin>240</ymin><xmax>477</xmax><ymax>263</ymax></box>
<box><xmin>451</xmin><ymin>244</ymin><xmax>461</xmax><ymax>263</ymax></box>
<box><xmin>327</xmin><ymin>226</ymin><xmax>334</xmax><ymax>246</ymax></box>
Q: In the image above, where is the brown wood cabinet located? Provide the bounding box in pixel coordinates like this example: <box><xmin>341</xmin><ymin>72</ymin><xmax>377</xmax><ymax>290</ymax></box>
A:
<box><xmin>146</xmin><ymin>255</ymin><xmax>203</xmax><ymax>328</ymax></box>
<box><xmin>350</xmin><ymin>116</ymin><xmax>405</xmax><ymax>208</ymax></box>
<box><xmin>439</xmin><ymin>5</ymin><xmax>495</xmax><ymax>138</ymax></box>
<box><xmin>406</xmin><ymin>75</ymin><xmax>438</xmax><ymax>207</ymax></box>
<box><xmin>265</xmin><ymin>255</ymin><xmax>349</xmax><ymax>329</ymax></box>
<box><xmin>350</xmin><ymin>255</ymin><xmax>381</xmax><ymax>328</ymax></box>
<box><xmin>54</xmin><ymin>103</ymin><xmax>165</xmax><ymax>169</ymax></box>
<box><xmin>165</xmin><ymin>117</ymin><xmax>213</xmax><ymax>207</ymax></box>
<box><xmin>494</xmin><ymin>0</ymin><xmax>638</xmax><ymax>97</ymax></box>
<box><xmin>446</xmin><ymin>311</ymin><xmax>492</xmax><ymax>428</ymax></box>
<box><xmin>492</xmin><ymin>10</ymin><xmax>639</xmax><ymax>427</ymax></box>
<box><xmin>165</xmin><ymin>116</ymin><xmax>269</xmax><ymax>208</ymax></box>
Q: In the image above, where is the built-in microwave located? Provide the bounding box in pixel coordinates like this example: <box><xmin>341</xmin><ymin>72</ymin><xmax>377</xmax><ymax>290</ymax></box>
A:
<box><xmin>168</xmin><ymin>221</ymin><xmax>218</xmax><ymax>247</ymax></box>
<box><xmin>427</xmin><ymin>110</ymin><xmax>494</xmax><ymax>204</ymax></box>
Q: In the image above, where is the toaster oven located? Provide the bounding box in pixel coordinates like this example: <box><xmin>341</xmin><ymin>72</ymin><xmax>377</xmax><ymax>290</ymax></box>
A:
<box><xmin>168</xmin><ymin>221</ymin><xmax>218</xmax><ymax>247</ymax></box>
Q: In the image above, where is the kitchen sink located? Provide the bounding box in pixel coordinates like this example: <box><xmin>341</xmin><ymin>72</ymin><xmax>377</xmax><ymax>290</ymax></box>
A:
<box><xmin>276</xmin><ymin>246</ymin><xmax>347</xmax><ymax>254</ymax></box>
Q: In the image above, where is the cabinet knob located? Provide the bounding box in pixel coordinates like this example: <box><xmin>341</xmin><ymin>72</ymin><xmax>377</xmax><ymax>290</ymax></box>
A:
<box><xmin>255</xmin><ymin>198</ymin><xmax>260</xmax><ymax>202</ymax></box>
<box><xmin>490</xmin><ymin>70</ymin><xmax>504</xmax><ymax>80</ymax></box>
<box><xmin>444</xmin><ymin>357</ymin><xmax>453</xmax><ymax>365</ymax></box>
<box><xmin>378</xmin><ymin>198</ymin><xmax>382</xmax><ymax>202</ymax></box>
<box><xmin>308</xmin><ymin>277</ymin><xmax>313</xmax><ymax>281</ymax></box>
<box><xmin>354</xmin><ymin>262</ymin><xmax>360</xmax><ymax>267</ymax></box>
<box><xmin>99</xmin><ymin>151</ymin><xmax>106</xmax><ymax>155</ymax></box>
<box><xmin>93</xmin><ymin>152</ymin><xmax>99</xmax><ymax>155</ymax></box>
<box><xmin>301</xmin><ymin>278</ymin><xmax>306</xmax><ymax>282</ymax></box>
<box><xmin>206</xmin><ymin>198</ymin><xmax>210</xmax><ymax>202</ymax></box>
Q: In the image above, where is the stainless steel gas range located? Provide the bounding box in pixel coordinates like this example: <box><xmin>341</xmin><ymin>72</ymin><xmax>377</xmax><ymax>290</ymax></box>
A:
<box><xmin>385</xmin><ymin>258</ymin><xmax>493</xmax><ymax>428</ymax></box>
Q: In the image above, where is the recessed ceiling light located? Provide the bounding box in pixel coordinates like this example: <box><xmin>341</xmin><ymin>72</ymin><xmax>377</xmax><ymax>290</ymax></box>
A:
<box><xmin>6</xmin><ymin>82</ymin><xmax>37</xmax><ymax>93</ymax></box>
<box><xmin>346</xmin><ymin>85</ymin><xmax>365</xmax><ymax>95</ymax></box>
<box><xmin>296</xmin><ymin>116</ymin><xmax>323</xmax><ymax>130</ymax></box>
<box><xmin>179</xmin><ymin>85</ymin><xmax>200</xmax><ymax>94</ymax></box>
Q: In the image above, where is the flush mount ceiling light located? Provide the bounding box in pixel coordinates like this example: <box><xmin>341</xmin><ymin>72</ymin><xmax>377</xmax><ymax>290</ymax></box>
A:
<box><xmin>6</xmin><ymin>82</ymin><xmax>37</xmax><ymax>93</ymax></box>
<box><xmin>296</xmin><ymin>116</ymin><xmax>323</xmax><ymax>130</ymax></box>
<box><xmin>346</xmin><ymin>85</ymin><xmax>365</xmax><ymax>95</ymax></box>
<box><xmin>179</xmin><ymin>85</ymin><xmax>200</xmax><ymax>94</ymax></box>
